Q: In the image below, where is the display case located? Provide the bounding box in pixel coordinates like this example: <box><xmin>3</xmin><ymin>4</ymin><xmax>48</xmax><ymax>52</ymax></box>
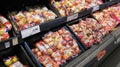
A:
<box><xmin>0</xmin><ymin>0</ymin><xmax>119</xmax><ymax>67</ymax></box>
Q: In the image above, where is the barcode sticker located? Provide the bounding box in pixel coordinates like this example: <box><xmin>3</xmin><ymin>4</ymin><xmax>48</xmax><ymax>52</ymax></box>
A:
<box><xmin>5</xmin><ymin>42</ymin><xmax>10</xmax><ymax>48</ymax></box>
<box><xmin>21</xmin><ymin>25</ymin><xmax>40</xmax><ymax>38</ymax></box>
<box><xmin>67</xmin><ymin>13</ymin><xmax>78</xmax><ymax>22</ymax></box>
<box><xmin>12</xmin><ymin>37</ymin><xmax>18</xmax><ymax>45</ymax></box>
<box><xmin>92</xmin><ymin>6</ymin><xmax>99</xmax><ymax>12</ymax></box>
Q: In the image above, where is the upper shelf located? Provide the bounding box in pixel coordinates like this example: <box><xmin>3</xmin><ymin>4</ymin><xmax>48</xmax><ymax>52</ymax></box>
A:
<box><xmin>0</xmin><ymin>0</ymin><xmax>119</xmax><ymax>39</ymax></box>
<box><xmin>22</xmin><ymin>0</ymin><xmax>120</xmax><ymax>38</ymax></box>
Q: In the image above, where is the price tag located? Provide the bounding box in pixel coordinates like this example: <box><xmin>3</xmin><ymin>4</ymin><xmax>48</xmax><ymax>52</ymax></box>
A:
<box><xmin>67</xmin><ymin>13</ymin><xmax>78</xmax><ymax>22</ymax></box>
<box><xmin>97</xmin><ymin>50</ymin><xmax>106</xmax><ymax>61</ymax></box>
<box><xmin>5</xmin><ymin>42</ymin><xmax>10</xmax><ymax>48</ymax></box>
<box><xmin>92</xmin><ymin>6</ymin><xmax>99</xmax><ymax>12</ymax></box>
<box><xmin>12</xmin><ymin>37</ymin><xmax>18</xmax><ymax>45</ymax></box>
<box><xmin>21</xmin><ymin>25</ymin><xmax>40</xmax><ymax>38</ymax></box>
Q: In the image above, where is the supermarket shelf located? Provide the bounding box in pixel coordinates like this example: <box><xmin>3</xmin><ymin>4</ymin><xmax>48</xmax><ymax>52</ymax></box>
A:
<box><xmin>13</xmin><ymin>0</ymin><xmax>120</xmax><ymax>39</ymax></box>
<box><xmin>0</xmin><ymin>0</ymin><xmax>119</xmax><ymax>40</ymax></box>
<box><xmin>0</xmin><ymin>0</ymin><xmax>119</xmax><ymax>67</ymax></box>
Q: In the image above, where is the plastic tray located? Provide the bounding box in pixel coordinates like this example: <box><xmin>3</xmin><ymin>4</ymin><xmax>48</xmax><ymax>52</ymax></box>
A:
<box><xmin>66</xmin><ymin>15</ymin><xmax>101</xmax><ymax>49</ymax></box>
<box><xmin>23</xmin><ymin>25</ymin><xmax>85</xmax><ymax>67</ymax></box>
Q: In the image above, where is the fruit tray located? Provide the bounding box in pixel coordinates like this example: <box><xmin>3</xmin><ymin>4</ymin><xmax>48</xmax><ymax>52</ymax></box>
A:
<box><xmin>108</xmin><ymin>3</ymin><xmax>120</xmax><ymax>22</ymax></box>
<box><xmin>23</xmin><ymin>26</ymin><xmax>85</xmax><ymax>67</ymax></box>
<box><xmin>67</xmin><ymin>15</ymin><xmax>112</xmax><ymax>49</ymax></box>
<box><xmin>50</xmin><ymin>0</ymin><xmax>103</xmax><ymax>16</ymax></box>
<box><xmin>0</xmin><ymin>44</ymin><xmax>35</xmax><ymax>67</ymax></box>
<box><xmin>8</xmin><ymin>6</ymin><xmax>57</xmax><ymax>31</ymax></box>
<box><xmin>93</xmin><ymin>5</ymin><xmax>120</xmax><ymax>33</ymax></box>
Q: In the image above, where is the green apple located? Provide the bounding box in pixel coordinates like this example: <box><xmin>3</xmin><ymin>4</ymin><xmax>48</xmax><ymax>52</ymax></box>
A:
<box><xmin>0</xmin><ymin>28</ymin><xmax>5</xmax><ymax>35</ymax></box>
<box><xmin>4</xmin><ymin>59</ymin><xmax>12</xmax><ymax>66</ymax></box>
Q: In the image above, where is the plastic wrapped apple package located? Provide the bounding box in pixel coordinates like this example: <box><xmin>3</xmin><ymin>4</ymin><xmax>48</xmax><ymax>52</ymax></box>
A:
<box><xmin>93</xmin><ymin>5</ymin><xmax>120</xmax><ymax>33</ymax></box>
<box><xmin>3</xmin><ymin>55</ymin><xmax>28</xmax><ymax>67</ymax></box>
<box><xmin>0</xmin><ymin>16</ymin><xmax>12</xmax><ymax>41</ymax></box>
<box><xmin>106</xmin><ymin>3</ymin><xmax>120</xmax><ymax>22</ymax></box>
<box><xmin>69</xmin><ymin>18</ymin><xmax>105</xmax><ymax>47</ymax></box>
<box><xmin>9</xmin><ymin>6</ymin><xmax>57</xmax><ymax>30</ymax></box>
<box><xmin>51</xmin><ymin>0</ymin><xmax>103</xmax><ymax>16</ymax></box>
<box><xmin>32</xmin><ymin>27</ymin><xmax>81</xmax><ymax>67</ymax></box>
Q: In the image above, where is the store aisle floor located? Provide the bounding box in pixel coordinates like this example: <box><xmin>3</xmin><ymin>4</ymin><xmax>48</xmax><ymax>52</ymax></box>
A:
<box><xmin>99</xmin><ymin>45</ymin><xmax>120</xmax><ymax>67</ymax></box>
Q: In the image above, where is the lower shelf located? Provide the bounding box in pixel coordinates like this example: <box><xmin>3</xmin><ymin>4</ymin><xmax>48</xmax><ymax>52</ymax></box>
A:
<box><xmin>64</xmin><ymin>32</ymin><xmax>118</xmax><ymax>67</ymax></box>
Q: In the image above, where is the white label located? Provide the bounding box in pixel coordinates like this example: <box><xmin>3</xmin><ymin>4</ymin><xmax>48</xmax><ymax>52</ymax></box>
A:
<box><xmin>5</xmin><ymin>42</ymin><xmax>10</xmax><ymax>48</ymax></box>
<box><xmin>12</xmin><ymin>37</ymin><xmax>18</xmax><ymax>45</ymax></box>
<box><xmin>67</xmin><ymin>13</ymin><xmax>78</xmax><ymax>22</ymax></box>
<box><xmin>21</xmin><ymin>25</ymin><xmax>40</xmax><ymax>38</ymax></box>
<box><xmin>92</xmin><ymin>6</ymin><xmax>99</xmax><ymax>12</ymax></box>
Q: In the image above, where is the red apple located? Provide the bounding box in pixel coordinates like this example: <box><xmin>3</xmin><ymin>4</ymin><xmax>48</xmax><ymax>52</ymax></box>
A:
<box><xmin>1</xmin><ymin>33</ymin><xmax>9</xmax><ymax>40</ymax></box>
<box><xmin>37</xmin><ymin>51</ymin><xmax>42</xmax><ymax>57</ymax></box>
<box><xmin>34</xmin><ymin>48</ymin><xmax>39</xmax><ymax>53</ymax></box>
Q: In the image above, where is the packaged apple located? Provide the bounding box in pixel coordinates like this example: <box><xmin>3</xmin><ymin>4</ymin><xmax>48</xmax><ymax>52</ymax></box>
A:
<box><xmin>93</xmin><ymin>8</ymin><xmax>119</xmax><ymax>34</ymax></box>
<box><xmin>0</xmin><ymin>16</ymin><xmax>12</xmax><ymax>30</ymax></box>
<box><xmin>9</xmin><ymin>6</ymin><xmax>57</xmax><ymax>31</ymax></box>
<box><xmin>31</xmin><ymin>27</ymin><xmax>82</xmax><ymax>67</ymax></box>
<box><xmin>51</xmin><ymin>0</ymin><xmax>102</xmax><ymax>16</ymax></box>
<box><xmin>107</xmin><ymin>3</ymin><xmax>120</xmax><ymax>22</ymax></box>
<box><xmin>68</xmin><ymin>18</ymin><xmax>105</xmax><ymax>48</ymax></box>
<box><xmin>0</xmin><ymin>15</ymin><xmax>12</xmax><ymax>41</ymax></box>
<box><xmin>3</xmin><ymin>55</ymin><xmax>28</xmax><ymax>67</ymax></box>
<box><xmin>26</xmin><ymin>6</ymin><xmax>57</xmax><ymax>22</ymax></box>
